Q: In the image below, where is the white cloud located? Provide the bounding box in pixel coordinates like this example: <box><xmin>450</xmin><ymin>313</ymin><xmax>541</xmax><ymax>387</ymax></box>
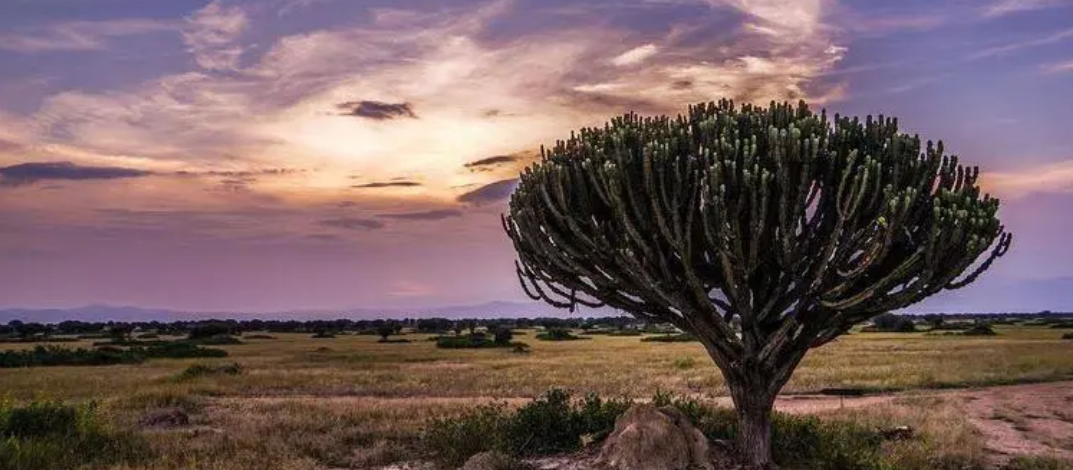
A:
<box><xmin>969</xmin><ymin>27</ymin><xmax>1073</xmax><ymax>60</ymax></box>
<box><xmin>0</xmin><ymin>19</ymin><xmax>174</xmax><ymax>53</ymax></box>
<box><xmin>983</xmin><ymin>159</ymin><xmax>1073</xmax><ymax>198</ymax></box>
<box><xmin>8</xmin><ymin>0</ymin><xmax>848</xmax><ymax>203</ymax></box>
<box><xmin>182</xmin><ymin>1</ymin><xmax>249</xmax><ymax>70</ymax></box>
<box><xmin>982</xmin><ymin>0</ymin><xmax>1070</xmax><ymax>18</ymax></box>
<box><xmin>1041</xmin><ymin>59</ymin><xmax>1073</xmax><ymax>74</ymax></box>
<box><xmin>612</xmin><ymin>44</ymin><xmax>659</xmax><ymax>67</ymax></box>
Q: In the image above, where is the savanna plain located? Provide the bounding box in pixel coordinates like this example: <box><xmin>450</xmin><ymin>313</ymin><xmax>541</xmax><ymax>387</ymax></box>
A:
<box><xmin>2</xmin><ymin>324</ymin><xmax>1073</xmax><ymax>470</ymax></box>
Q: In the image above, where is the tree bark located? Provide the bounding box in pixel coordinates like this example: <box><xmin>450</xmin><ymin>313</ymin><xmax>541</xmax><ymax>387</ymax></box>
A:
<box><xmin>728</xmin><ymin>374</ymin><xmax>779</xmax><ymax>469</ymax></box>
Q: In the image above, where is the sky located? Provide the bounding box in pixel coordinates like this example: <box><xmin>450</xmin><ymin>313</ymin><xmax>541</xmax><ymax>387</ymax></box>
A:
<box><xmin>0</xmin><ymin>0</ymin><xmax>1071</xmax><ymax>314</ymax></box>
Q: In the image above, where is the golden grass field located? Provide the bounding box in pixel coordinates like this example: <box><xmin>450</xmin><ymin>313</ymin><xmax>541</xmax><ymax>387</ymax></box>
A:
<box><xmin>2</xmin><ymin>325</ymin><xmax>1073</xmax><ymax>469</ymax></box>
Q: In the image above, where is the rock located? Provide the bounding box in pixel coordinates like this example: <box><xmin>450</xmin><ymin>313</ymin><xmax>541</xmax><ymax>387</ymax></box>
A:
<box><xmin>138</xmin><ymin>408</ymin><xmax>190</xmax><ymax>428</ymax></box>
<box><xmin>599</xmin><ymin>404</ymin><xmax>715</xmax><ymax>470</ymax></box>
<box><xmin>459</xmin><ymin>451</ymin><xmax>529</xmax><ymax>470</ymax></box>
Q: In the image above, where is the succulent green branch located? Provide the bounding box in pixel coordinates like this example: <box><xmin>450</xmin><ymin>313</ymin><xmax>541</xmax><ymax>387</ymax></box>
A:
<box><xmin>502</xmin><ymin>100</ymin><xmax>1010</xmax><ymax>467</ymax></box>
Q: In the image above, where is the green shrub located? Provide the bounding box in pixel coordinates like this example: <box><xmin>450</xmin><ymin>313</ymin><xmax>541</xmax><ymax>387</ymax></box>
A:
<box><xmin>1003</xmin><ymin>455</ymin><xmax>1072</xmax><ymax>470</ymax></box>
<box><xmin>961</xmin><ymin>324</ymin><xmax>997</xmax><ymax>336</ymax></box>
<box><xmin>0</xmin><ymin>399</ymin><xmax>149</xmax><ymax>470</ymax></box>
<box><xmin>186</xmin><ymin>334</ymin><xmax>242</xmax><ymax>345</ymax></box>
<box><xmin>1062</xmin><ymin>332</ymin><xmax>1073</xmax><ymax>340</ymax></box>
<box><xmin>503</xmin><ymin>389</ymin><xmax>582</xmax><ymax>456</ymax></box>
<box><xmin>771</xmin><ymin>415</ymin><xmax>888</xmax><ymax>470</ymax></box>
<box><xmin>641</xmin><ymin>333</ymin><xmax>698</xmax><ymax>342</ymax></box>
<box><xmin>535</xmin><ymin>328</ymin><xmax>588</xmax><ymax>341</ymax></box>
<box><xmin>243</xmin><ymin>334</ymin><xmax>277</xmax><ymax>340</ymax></box>
<box><xmin>0</xmin><ymin>345</ymin><xmax>143</xmax><ymax>368</ymax></box>
<box><xmin>423</xmin><ymin>389</ymin><xmax>631</xmax><ymax>465</ymax></box>
<box><xmin>435</xmin><ymin>334</ymin><xmax>514</xmax><ymax>349</ymax></box>
<box><xmin>175</xmin><ymin>362</ymin><xmax>243</xmax><ymax>381</ymax></box>
<box><xmin>423</xmin><ymin>404</ymin><xmax>510</xmax><ymax>466</ymax></box>
<box><xmin>138</xmin><ymin>342</ymin><xmax>228</xmax><ymax>359</ymax></box>
<box><xmin>425</xmin><ymin>389</ymin><xmax>899</xmax><ymax>469</ymax></box>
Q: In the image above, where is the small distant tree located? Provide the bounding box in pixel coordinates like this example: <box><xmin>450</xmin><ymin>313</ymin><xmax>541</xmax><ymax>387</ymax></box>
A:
<box><xmin>504</xmin><ymin>100</ymin><xmax>1011</xmax><ymax>466</ymax></box>
<box><xmin>108</xmin><ymin>323</ymin><xmax>134</xmax><ymax>343</ymax></box>
<box><xmin>870</xmin><ymin>313</ymin><xmax>916</xmax><ymax>332</ymax></box>
<box><xmin>188</xmin><ymin>322</ymin><xmax>234</xmax><ymax>340</ymax></box>
<box><xmin>922</xmin><ymin>314</ymin><xmax>945</xmax><ymax>329</ymax></box>
<box><xmin>377</xmin><ymin>324</ymin><xmax>396</xmax><ymax>341</ymax></box>
<box><xmin>16</xmin><ymin>322</ymin><xmax>48</xmax><ymax>340</ymax></box>
<box><xmin>493</xmin><ymin>326</ymin><xmax>514</xmax><ymax>346</ymax></box>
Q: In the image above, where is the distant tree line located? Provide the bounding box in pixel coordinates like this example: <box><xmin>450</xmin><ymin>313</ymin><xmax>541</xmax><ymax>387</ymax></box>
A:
<box><xmin>0</xmin><ymin>316</ymin><xmax>653</xmax><ymax>340</ymax></box>
<box><xmin>1</xmin><ymin>312</ymin><xmax>1068</xmax><ymax>341</ymax></box>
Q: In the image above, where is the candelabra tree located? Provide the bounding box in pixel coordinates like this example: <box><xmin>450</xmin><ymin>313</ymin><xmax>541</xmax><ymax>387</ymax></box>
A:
<box><xmin>502</xmin><ymin>100</ymin><xmax>1011</xmax><ymax>467</ymax></box>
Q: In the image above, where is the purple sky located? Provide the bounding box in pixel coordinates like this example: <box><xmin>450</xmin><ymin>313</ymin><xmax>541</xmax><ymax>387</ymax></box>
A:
<box><xmin>1</xmin><ymin>0</ymin><xmax>1072</xmax><ymax>313</ymax></box>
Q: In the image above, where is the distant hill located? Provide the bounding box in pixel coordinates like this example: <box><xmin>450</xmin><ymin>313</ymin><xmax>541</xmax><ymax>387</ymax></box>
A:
<box><xmin>0</xmin><ymin>301</ymin><xmax>617</xmax><ymax>323</ymax></box>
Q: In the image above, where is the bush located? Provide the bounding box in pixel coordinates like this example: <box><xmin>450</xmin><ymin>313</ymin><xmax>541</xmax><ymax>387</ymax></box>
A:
<box><xmin>139</xmin><ymin>342</ymin><xmax>228</xmax><ymax>359</ymax></box>
<box><xmin>1062</xmin><ymin>332</ymin><xmax>1073</xmax><ymax>340</ymax></box>
<box><xmin>492</xmin><ymin>327</ymin><xmax>513</xmax><ymax>346</ymax></box>
<box><xmin>641</xmin><ymin>333</ymin><xmax>698</xmax><ymax>342</ymax></box>
<box><xmin>1002</xmin><ymin>455</ymin><xmax>1073</xmax><ymax>470</ymax></box>
<box><xmin>175</xmin><ymin>362</ymin><xmax>243</xmax><ymax>381</ymax></box>
<box><xmin>0</xmin><ymin>399</ymin><xmax>149</xmax><ymax>470</ymax></box>
<box><xmin>425</xmin><ymin>388</ymin><xmax>905</xmax><ymax>469</ymax></box>
<box><xmin>0</xmin><ymin>345</ymin><xmax>142</xmax><ymax>368</ymax></box>
<box><xmin>535</xmin><ymin>328</ymin><xmax>588</xmax><ymax>341</ymax></box>
<box><xmin>243</xmin><ymin>334</ymin><xmax>277</xmax><ymax>340</ymax></box>
<box><xmin>376</xmin><ymin>338</ymin><xmax>412</xmax><ymax>344</ymax></box>
<box><xmin>961</xmin><ymin>324</ymin><xmax>997</xmax><ymax>336</ymax></box>
<box><xmin>424</xmin><ymin>404</ymin><xmax>510</xmax><ymax>466</ymax></box>
<box><xmin>187</xmin><ymin>322</ymin><xmax>238</xmax><ymax>340</ymax></box>
<box><xmin>435</xmin><ymin>334</ymin><xmax>516</xmax><ymax>349</ymax></box>
<box><xmin>311</xmin><ymin>331</ymin><xmax>336</xmax><ymax>339</ymax></box>
<box><xmin>187</xmin><ymin>334</ymin><xmax>242</xmax><ymax>345</ymax></box>
<box><xmin>423</xmin><ymin>389</ymin><xmax>631</xmax><ymax>465</ymax></box>
<box><xmin>866</xmin><ymin>313</ymin><xmax>917</xmax><ymax>333</ymax></box>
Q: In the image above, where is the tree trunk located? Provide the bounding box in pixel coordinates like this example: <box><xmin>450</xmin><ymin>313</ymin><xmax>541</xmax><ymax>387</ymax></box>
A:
<box><xmin>729</xmin><ymin>376</ymin><xmax>778</xmax><ymax>469</ymax></box>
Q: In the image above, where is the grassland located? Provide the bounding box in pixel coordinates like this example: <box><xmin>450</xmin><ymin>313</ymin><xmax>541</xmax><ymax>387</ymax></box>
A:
<box><xmin>1</xmin><ymin>325</ymin><xmax>1072</xmax><ymax>469</ymax></box>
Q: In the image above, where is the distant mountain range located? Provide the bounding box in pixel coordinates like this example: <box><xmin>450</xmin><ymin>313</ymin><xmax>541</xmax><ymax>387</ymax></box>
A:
<box><xmin>0</xmin><ymin>301</ymin><xmax>618</xmax><ymax>323</ymax></box>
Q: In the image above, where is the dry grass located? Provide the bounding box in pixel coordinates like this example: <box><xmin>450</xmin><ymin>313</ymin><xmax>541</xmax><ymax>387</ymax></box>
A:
<box><xmin>1</xmin><ymin>325</ymin><xmax>1072</xmax><ymax>469</ymax></box>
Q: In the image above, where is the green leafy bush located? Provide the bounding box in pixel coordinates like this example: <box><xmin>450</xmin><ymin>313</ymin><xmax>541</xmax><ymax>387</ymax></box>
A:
<box><xmin>423</xmin><ymin>404</ymin><xmax>510</xmax><ymax>466</ymax></box>
<box><xmin>1002</xmin><ymin>455</ymin><xmax>1072</xmax><ymax>470</ymax></box>
<box><xmin>0</xmin><ymin>399</ymin><xmax>149</xmax><ymax>470</ymax></box>
<box><xmin>186</xmin><ymin>334</ymin><xmax>242</xmax><ymax>345</ymax></box>
<box><xmin>425</xmin><ymin>388</ymin><xmax>900</xmax><ymax>469</ymax></box>
<box><xmin>961</xmin><ymin>324</ymin><xmax>997</xmax><ymax>336</ymax></box>
<box><xmin>640</xmin><ymin>333</ymin><xmax>698</xmax><ymax>342</ymax></box>
<box><xmin>535</xmin><ymin>328</ymin><xmax>588</xmax><ymax>341</ymax></box>
<box><xmin>0</xmin><ymin>345</ymin><xmax>142</xmax><ymax>368</ymax></box>
<box><xmin>139</xmin><ymin>342</ymin><xmax>228</xmax><ymax>359</ymax></box>
<box><xmin>435</xmin><ymin>334</ymin><xmax>518</xmax><ymax>349</ymax></box>
<box><xmin>423</xmin><ymin>389</ymin><xmax>631</xmax><ymax>465</ymax></box>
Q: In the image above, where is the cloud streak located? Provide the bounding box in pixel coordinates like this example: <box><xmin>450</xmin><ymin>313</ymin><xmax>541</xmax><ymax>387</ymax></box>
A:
<box><xmin>318</xmin><ymin>217</ymin><xmax>385</xmax><ymax>230</ymax></box>
<box><xmin>378</xmin><ymin>209</ymin><xmax>463</xmax><ymax>220</ymax></box>
<box><xmin>457</xmin><ymin>178</ymin><xmax>518</xmax><ymax>205</ymax></box>
<box><xmin>336</xmin><ymin>101</ymin><xmax>418</xmax><ymax>120</ymax></box>
<box><xmin>183</xmin><ymin>1</ymin><xmax>248</xmax><ymax>70</ymax></box>
<box><xmin>0</xmin><ymin>162</ymin><xmax>152</xmax><ymax>186</ymax></box>
<box><xmin>0</xmin><ymin>19</ymin><xmax>175</xmax><ymax>53</ymax></box>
